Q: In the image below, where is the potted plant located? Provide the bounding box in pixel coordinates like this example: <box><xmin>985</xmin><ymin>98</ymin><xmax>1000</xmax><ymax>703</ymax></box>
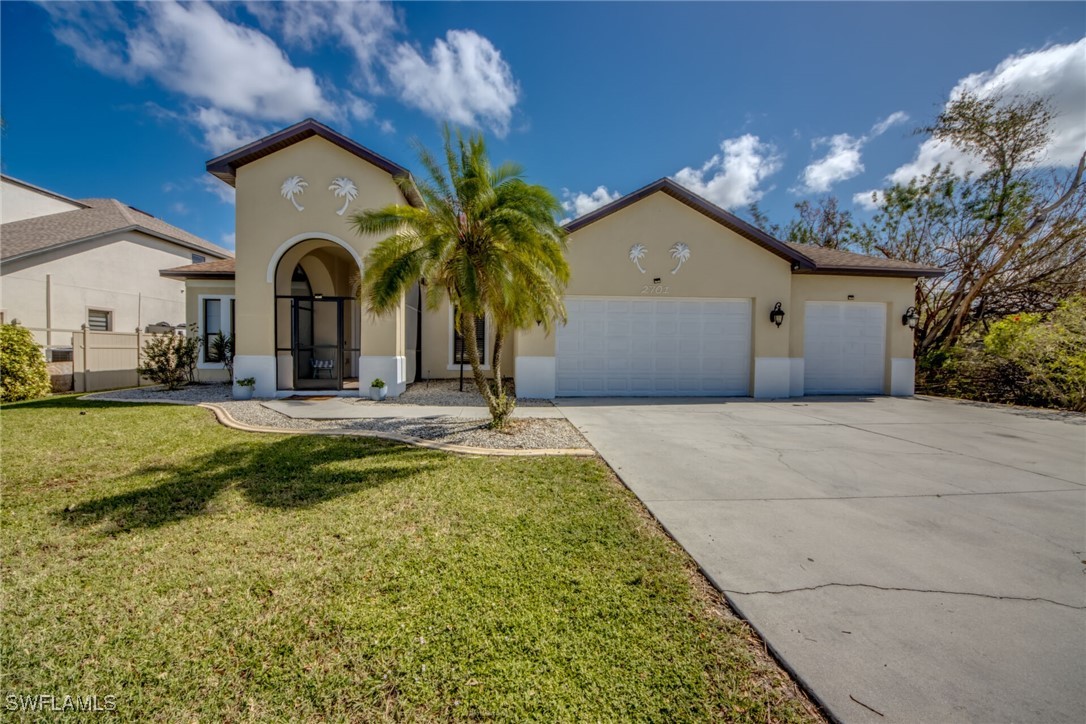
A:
<box><xmin>234</xmin><ymin>376</ymin><xmax>256</xmax><ymax>401</ymax></box>
<box><xmin>369</xmin><ymin>377</ymin><xmax>387</xmax><ymax>401</ymax></box>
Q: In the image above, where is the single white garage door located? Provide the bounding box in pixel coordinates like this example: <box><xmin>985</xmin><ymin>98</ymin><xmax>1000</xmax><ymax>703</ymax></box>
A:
<box><xmin>804</xmin><ymin>302</ymin><xmax>886</xmax><ymax>394</ymax></box>
<box><xmin>556</xmin><ymin>298</ymin><xmax>751</xmax><ymax>396</ymax></box>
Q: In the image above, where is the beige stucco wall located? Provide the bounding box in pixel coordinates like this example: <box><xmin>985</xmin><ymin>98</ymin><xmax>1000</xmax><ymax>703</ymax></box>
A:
<box><xmin>417</xmin><ymin>296</ymin><xmax>514</xmax><ymax>380</ymax></box>
<box><xmin>790</xmin><ymin>274</ymin><xmax>917</xmax><ymax>359</ymax></box>
<box><xmin>185</xmin><ymin>278</ymin><xmax>235</xmax><ymax>382</ymax></box>
<box><xmin>0</xmin><ymin>179</ymin><xmax>83</xmax><ymax>223</ymax></box>
<box><xmin>1</xmin><ymin>232</ymin><xmax>200</xmax><ymax>347</ymax></box>
<box><xmin>533</xmin><ymin>192</ymin><xmax>793</xmax><ymax>360</ymax></box>
<box><xmin>233</xmin><ymin>135</ymin><xmax>410</xmax><ymax>360</ymax></box>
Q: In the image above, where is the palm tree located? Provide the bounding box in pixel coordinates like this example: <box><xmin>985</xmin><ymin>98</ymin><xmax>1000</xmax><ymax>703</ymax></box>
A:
<box><xmin>629</xmin><ymin>243</ymin><xmax>648</xmax><ymax>274</ymax></box>
<box><xmin>329</xmin><ymin>177</ymin><xmax>358</xmax><ymax>216</ymax></box>
<box><xmin>349</xmin><ymin>126</ymin><xmax>569</xmax><ymax>428</ymax></box>
<box><xmin>669</xmin><ymin>242</ymin><xmax>691</xmax><ymax>274</ymax></box>
<box><xmin>281</xmin><ymin>176</ymin><xmax>308</xmax><ymax>211</ymax></box>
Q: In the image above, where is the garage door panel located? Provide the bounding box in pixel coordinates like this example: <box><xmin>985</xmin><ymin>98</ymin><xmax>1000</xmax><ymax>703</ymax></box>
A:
<box><xmin>804</xmin><ymin>302</ymin><xmax>886</xmax><ymax>395</ymax></box>
<box><xmin>557</xmin><ymin>298</ymin><xmax>751</xmax><ymax>397</ymax></box>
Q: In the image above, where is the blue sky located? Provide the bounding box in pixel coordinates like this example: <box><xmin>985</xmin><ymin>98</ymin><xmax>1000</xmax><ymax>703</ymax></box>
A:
<box><xmin>2</xmin><ymin>1</ymin><xmax>1083</xmax><ymax>251</ymax></box>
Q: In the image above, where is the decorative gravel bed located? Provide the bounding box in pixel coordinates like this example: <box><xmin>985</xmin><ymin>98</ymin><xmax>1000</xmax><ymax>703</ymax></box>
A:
<box><xmin>365</xmin><ymin>378</ymin><xmax>554</xmax><ymax>407</ymax></box>
<box><xmin>85</xmin><ymin>383</ymin><xmax>590</xmax><ymax>451</ymax></box>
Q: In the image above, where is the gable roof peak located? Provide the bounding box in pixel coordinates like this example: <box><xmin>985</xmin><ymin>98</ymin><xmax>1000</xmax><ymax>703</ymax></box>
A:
<box><xmin>205</xmin><ymin>118</ymin><xmax>423</xmax><ymax>206</ymax></box>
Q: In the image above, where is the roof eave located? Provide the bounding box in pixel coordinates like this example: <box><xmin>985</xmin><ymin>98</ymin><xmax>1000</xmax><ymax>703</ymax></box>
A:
<box><xmin>0</xmin><ymin>225</ymin><xmax>231</xmax><ymax>265</ymax></box>
<box><xmin>160</xmin><ymin>270</ymin><xmax>236</xmax><ymax>280</ymax></box>
<box><xmin>796</xmin><ymin>266</ymin><xmax>946</xmax><ymax>278</ymax></box>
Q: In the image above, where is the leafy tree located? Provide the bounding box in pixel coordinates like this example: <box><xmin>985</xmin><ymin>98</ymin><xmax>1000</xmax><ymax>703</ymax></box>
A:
<box><xmin>983</xmin><ymin>295</ymin><xmax>1086</xmax><ymax>411</ymax></box>
<box><xmin>139</xmin><ymin>331</ymin><xmax>200</xmax><ymax>390</ymax></box>
<box><xmin>0</xmin><ymin>323</ymin><xmax>51</xmax><ymax>402</ymax></box>
<box><xmin>784</xmin><ymin>196</ymin><xmax>858</xmax><ymax>249</ymax></box>
<box><xmin>350</xmin><ymin>126</ymin><xmax>569</xmax><ymax>428</ymax></box>
<box><xmin>857</xmin><ymin>91</ymin><xmax>1086</xmax><ymax>354</ymax></box>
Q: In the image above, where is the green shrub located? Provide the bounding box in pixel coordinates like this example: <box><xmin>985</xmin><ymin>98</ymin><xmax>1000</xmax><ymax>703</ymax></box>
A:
<box><xmin>208</xmin><ymin>332</ymin><xmax>234</xmax><ymax>378</ymax></box>
<box><xmin>983</xmin><ymin>296</ymin><xmax>1086</xmax><ymax>411</ymax></box>
<box><xmin>0</xmin><ymin>323</ymin><xmax>51</xmax><ymax>402</ymax></box>
<box><xmin>138</xmin><ymin>332</ymin><xmax>201</xmax><ymax>390</ymax></box>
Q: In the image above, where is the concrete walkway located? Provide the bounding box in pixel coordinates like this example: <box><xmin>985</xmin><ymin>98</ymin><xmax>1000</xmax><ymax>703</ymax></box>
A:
<box><xmin>261</xmin><ymin>398</ymin><xmax>566</xmax><ymax>420</ymax></box>
<box><xmin>557</xmin><ymin>395</ymin><xmax>1086</xmax><ymax>724</ymax></box>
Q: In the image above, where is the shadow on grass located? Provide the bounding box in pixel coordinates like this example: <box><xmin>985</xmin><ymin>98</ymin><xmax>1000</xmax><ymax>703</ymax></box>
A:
<box><xmin>57</xmin><ymin>435</ymin><xmax>445</xmax><ymax>533</ymax></box>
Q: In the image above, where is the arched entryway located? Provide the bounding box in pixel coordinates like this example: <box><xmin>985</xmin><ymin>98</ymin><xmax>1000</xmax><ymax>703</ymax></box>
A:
<box><xmin>273</xmin><ymin>239</ymin><xmax>362</xmax><ymax>391</ymax></box>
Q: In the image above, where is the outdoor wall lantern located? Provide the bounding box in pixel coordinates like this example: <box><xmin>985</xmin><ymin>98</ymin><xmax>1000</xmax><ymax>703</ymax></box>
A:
<box><xmin>770</xmin><ymin>302</ymin><xmax>786</xmax><ymax>328</ymax></box>
<box><xmin>902</xmin><ymin>306</ymin><xmax>920</xmax><ymax>328</ymax></box>
<box><xmin>314</xmin><ymin>293</ymin><xmax>324</xmax><ymax>300</ymax></box>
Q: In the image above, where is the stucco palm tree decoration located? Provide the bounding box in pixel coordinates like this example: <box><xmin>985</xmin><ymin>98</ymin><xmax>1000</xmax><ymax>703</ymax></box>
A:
<box><xmin>349</xmin><ymin>125</ymin><xmax>569</xmax><ymax>429</ymax></box>
<box><xmin>280</xmin><ymin>176</ymin><xmax>308</xmax><ymax>211</ymax></box>
<box><xmin>329</xmin><ymin>177</ymin><xmax>358</xmax><ymax>216</ymax></box>
<box><xmin>629</xmin><ymin>243</ymin><xmax>648</xmax><ymax>274</ymax></box>
<box><xmin>669</xmin><ymin>242</ymin><xmax>691</xmax><ymax>274</ymax></box>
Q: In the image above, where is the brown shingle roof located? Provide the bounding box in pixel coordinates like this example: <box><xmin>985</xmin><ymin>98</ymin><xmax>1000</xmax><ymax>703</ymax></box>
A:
<box><xmin>160</xmin><ymin>258</ymin><xmax>236</xmax><ymax>279</ymax></box>
<box><xmin>784</xmin><ymin>242</ymin><xmax>943</xmax><ymax>277</ymax></box>
<box><xmin>563</xmin><ymin>178</ymin><xmax>943</xmax><ymax>278</ymax></box>
<box><xmin>1</xmin><ymin>198</ymin><xmax>233</xmax><ymax>262</ymax></box>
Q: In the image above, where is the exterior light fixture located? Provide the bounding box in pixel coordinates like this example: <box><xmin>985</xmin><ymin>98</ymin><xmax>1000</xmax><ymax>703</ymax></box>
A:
<box><xmin>902</xmin><ymin>306</ymin><xmax>920</xmax><ymax>329</ymax></box>
<box><xmin>769</xmin><ymin>302</ymin><xmax>786</xmax><ymax>328</ymax></box>
<box><xmin>314</xmin><ymin>293</ymin><xmax>324</xmax><ymax>300</ymax></box>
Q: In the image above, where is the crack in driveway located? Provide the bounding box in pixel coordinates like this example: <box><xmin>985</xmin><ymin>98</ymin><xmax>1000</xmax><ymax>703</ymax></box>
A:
<box><xmin>725</xmin><ymin>581</ymin><xmax>1086</xmax><ymax>610</ymax></box>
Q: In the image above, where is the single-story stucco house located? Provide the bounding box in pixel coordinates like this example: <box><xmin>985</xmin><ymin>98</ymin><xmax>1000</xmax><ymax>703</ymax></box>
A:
<box><xmin>1</xmin><ymin>174</ymin><xmax>232</xmax><ymax>354</ymax></box>
<box><xmin>162</xmin><ymin>119</ymin><xmax>942</xmax><ymax>400</ymax></box>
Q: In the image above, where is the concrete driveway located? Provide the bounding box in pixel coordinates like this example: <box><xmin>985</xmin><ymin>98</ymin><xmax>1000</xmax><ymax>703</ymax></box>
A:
<box><xmin>557</xmin><ymin>396</ymin><xmax>1086</xmax><ymax>723</ymax></box>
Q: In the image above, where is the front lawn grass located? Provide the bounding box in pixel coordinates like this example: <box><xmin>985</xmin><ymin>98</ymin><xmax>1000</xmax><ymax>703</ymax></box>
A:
<box><xmin>1</xmin><ymin>396</ymin><xmax>819</xmax><ymax>722</ymax></box>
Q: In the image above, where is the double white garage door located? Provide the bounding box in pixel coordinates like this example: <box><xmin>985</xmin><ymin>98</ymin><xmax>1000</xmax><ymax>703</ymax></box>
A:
<box><xmin>557</xmin><ymin>298</ymin><xmax>751</xmax><ymax>396</ymax></box>
<box><xmin>555</xmin><ymin>298</ymin><xmax>887</xmax><ymax>397</ymax></box>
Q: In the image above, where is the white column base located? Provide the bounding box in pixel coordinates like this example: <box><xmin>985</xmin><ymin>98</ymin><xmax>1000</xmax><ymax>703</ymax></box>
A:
<box><xmin>890</xmin><ymin>357</ymin><xmax>916</xmax><ymax>396</ymax></box>
<box><xmin>233</xmin><ymin>355</ymin><xmax>277</xmax><ymax>397</ymax></box>
<box><xmin>789</xmin><ymin>358</ymin><xmax>804</xmax><ymax>397</ymax></box>
<box><xmin>359</xmin><ymin>355</ymin><xmax>407</xmax><ymax>397</ymax></box>
<box><xmin>753</xmin><ymin>357</ymin><xmax>791</xmax><ymax>399</ymax></box>
<box><xmin>514</xmin><ymin>356</ymin><xmax>556</xmax><ymax>399</ymax></box>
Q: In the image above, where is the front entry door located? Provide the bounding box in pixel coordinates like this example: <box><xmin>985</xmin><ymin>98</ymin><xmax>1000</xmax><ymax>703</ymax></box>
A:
<box><xmin>293</xmin><ymin>297</ymin><xmax>344</xmax><ymax>390</ymax></box>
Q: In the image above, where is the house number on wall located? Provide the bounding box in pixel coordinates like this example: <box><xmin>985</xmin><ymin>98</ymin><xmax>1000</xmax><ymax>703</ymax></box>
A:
<box><xmin>641</xmin><ymin>284</ymin><xmax>671</xmax><ymax>296</ymax></box>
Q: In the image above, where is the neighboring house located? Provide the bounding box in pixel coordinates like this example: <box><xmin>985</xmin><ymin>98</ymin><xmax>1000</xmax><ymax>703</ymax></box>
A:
<box><xmin>163</xmin><ymin>119</ymin><xmax>942</xmax><ymax>399</ymax></box>
<box><xmin>0</xmin><ymin>175</ymin><xmax>233</xmax><ymax>354</ymax></box>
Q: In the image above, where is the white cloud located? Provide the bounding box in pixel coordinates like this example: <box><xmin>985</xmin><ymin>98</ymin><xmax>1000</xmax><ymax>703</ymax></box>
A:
<box><xmin>561</xmin><ymin>186</ymin><xmax>622</xmax><ymax>221</ymax></box>
<box><xmin>387</xmin><ymin>30</ymin><xmax>520</xmax><ymax>136</ymax></box>
<box><xmin>870</xmin><ymin>111</ymin><xmax>910</xmax><ymax>138</ymax></box>
<box><xmin>889</xmin><ymin>38</ymin><xmax>1086</xmax><ymax>184</ymax></box>
<box><xmin>797</xmin><ymin>134</ymin><xmax>865</xmax><ymax>193</ymax></box>
<box><xmin>199</xmin><ymin>175</ymin><xmax>237</xmax><ymax>204</ymax></box>
<box><xmin>192</xmin><ymin>107</ymin><xmax>268</xmax><ymax>156</ymax></box>
<box><xmin>221</xmin><ymin>232</ymin><xmax>236</xmax><ymax>249</ymax></box>
<box><xmin>672</xmin><ymin>135</ymin><xmax>783</xmax><ymax>209</ymax></box>
<box><xmin>245</xmin><ymin>0</ymin><xmax>399</xmax><ymax>91</ymax></box>
<box><xmin>50</xmin><ymin>1</ymin><xmax>332</xmax><ymax>122</ymax></box>
<box><xmin>852</xmin><ymin>190</ymin><xmax>884</xmax><ymax>211</ymax></box>
<box><xmin>45</xmin><ymin>1</ymin><xmax>345</xmax><ymax>152</ymax></box>
<box><xmin>795</xmin><ymin>111</ymin><xmax>909</xmax><ymax>194</ymax></box>
<box><xmin>378</xmin><ymin>119</ymin><xmax>396</xmax><ymax>135</ymax></box>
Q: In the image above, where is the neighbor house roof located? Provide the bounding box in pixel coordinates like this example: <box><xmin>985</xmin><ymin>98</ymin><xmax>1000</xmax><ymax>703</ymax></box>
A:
<box><xmin>160</xmin><ymin>257</ymin><xmax>237</xmax><ymax>280</ymax></box>
<box><xmin>563</xmin><ymin>178</ymin><xmax>944</xmax><ymax>278</ymax></box>
<box><xmin>1</xmin><ymin>197</ymin><xmax>233</xmax><ymax>263</ymax></box>
<box><xmin>1</xmin><ymin>174</ymin><xmax>90</xmax><ymax>210</ymax></box>
<box><xmin>205</xmin><ymin>118</ymin><xmax>424</xmax><ymax>207</ymax></box>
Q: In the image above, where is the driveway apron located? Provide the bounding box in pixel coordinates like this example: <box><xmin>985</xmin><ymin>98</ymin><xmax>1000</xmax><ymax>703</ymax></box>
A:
<box><xmin>557</xmin><ymin>396</ymin><xmax>1086</xmax><ymax>723</ymax></box>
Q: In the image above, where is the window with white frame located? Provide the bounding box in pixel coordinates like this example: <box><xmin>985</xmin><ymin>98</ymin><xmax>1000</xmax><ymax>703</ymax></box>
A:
<box><xmin>451</xmin><ymin>310</ymin><xmax>486</xmax><ymax>366</ymax></box>
<box><xmin>87</xmin><ymin>309</ymin><xmax>112</xmax><ymax>332</ymax></box>
<box><xmin>192</xmin><ymin>253</ymin><xmax>206</xmax><ymax>264</ymax></box>
<box><xmin>201</xmin><ymin>296</ymin><xmax>235</xmax><ymax>364</ymax></box>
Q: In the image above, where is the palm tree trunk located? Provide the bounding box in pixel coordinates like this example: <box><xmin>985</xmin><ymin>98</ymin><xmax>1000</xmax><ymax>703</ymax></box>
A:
<box><xmin>460</xmin><ymin>312</ymin><xmax>513</xmax><ymax>428</ymax></box>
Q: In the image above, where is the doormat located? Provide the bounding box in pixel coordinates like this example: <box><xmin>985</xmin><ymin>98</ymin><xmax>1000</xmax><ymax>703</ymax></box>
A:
<box><xmin>285</xmin><ymin>395</ymin><xmax>336</xmax><ymax>401</ymax></box>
